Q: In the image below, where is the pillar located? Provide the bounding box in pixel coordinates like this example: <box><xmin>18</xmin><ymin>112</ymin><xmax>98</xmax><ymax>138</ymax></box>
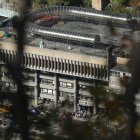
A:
<box><xmin>38</xmin><ymin>55</ymin><xmax>40</xmax><ymax>69</ymax></box>
<box><xmin>54</xmin><ymin>74</ymin><xmax>58</xmax><ymax>108</ymax></box>
<box><xmin>74</xmin><ymin>61</ymin><xmax>76</xmax><ymax>75</ymax></box>
<box><xmin>64</xmin><ymin>59</ymin><xmax>66</xmax><ymax>73</ymax></box>
<box><xmin>74</xmin><ymin>78</ymin><xmax>78</xmax><ymax>112</ymax></box>
<box><xmin>34</xmin><ymin>71</ymin><xmax>39</xmax><ymax>106</ymax></box>
<box><xmin>93</xmin><ymin>103</ymin><xmax>96</xmax><ymax>115</ymax></box>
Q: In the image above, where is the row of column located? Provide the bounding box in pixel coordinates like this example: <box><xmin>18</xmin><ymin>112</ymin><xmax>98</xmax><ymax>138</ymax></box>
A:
<box><xmin>0</xmin><ymin>50</ymin><xmax>108</xmax><ymax>81</ymax></box>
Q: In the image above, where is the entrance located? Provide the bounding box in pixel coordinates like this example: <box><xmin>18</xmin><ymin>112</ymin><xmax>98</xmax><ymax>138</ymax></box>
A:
<box><xmin>79</xmin><ymin>105</ymin><xmax>94</xmax><ymax>117</ymax></box>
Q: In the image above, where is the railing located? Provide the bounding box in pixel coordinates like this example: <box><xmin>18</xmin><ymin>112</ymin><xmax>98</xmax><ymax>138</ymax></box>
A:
<box><xmin>0</xmin><ymin>8</ymin><xmax>18</xmax><ymax>18</ymax></box>
<box><xmin>25</xmin><ymin>6</ymin><xmax>132</xmax><ymax>44</ymax></box>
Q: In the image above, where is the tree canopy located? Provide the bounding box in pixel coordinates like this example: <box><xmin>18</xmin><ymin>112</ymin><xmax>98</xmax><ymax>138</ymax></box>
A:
<box><xmin>33</xmin><ymin>0</ymin><xmax>92</xmax><ymax>8</ymax></box>
<box><xmin>110</xmin><ymin>0</ymin><xmax>126</xmax><ymax>5</ymax></box>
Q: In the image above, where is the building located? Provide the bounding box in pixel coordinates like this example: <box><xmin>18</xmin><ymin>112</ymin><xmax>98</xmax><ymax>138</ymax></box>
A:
<box><xmin>92</xmin><ymin>0</ymin><xmax>109</xmax><ymax>10</ymax></box>
<box><xmin>0</xmin><ymin>0</ymin><xmax>18</xmax><ymax>20</ymax></box>
<box><xmin>0</xmin><ymin>35</ymin><xmax>111</xmax><ymax>114</ymax></box>
<box><xmin>0</xmin><ymin>6</ymin><xmax>140</xmax><ymax>116</ymax></box>
<box><xmin>109</xmin><ymin>46</ymin><xmax>140</xmax><ymax>115</ymax></box>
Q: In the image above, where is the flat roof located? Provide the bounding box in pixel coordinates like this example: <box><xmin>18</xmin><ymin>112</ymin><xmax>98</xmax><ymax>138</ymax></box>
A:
<box><xmin>40</xmin><ymin>20</ymin><xmax>140</xmax><ymax>45</ymax></box>
<box><xmin>111</xmin><ymin>64</ymin><xmax>130</xmax><ymax>73</ymax></box>
<box><xmin>0</xmin><ymin>41</ymin><xmax>108</xmax><ymax>65</ymax></box>
<box><xmin>28</xmin><ymin>38</ymin><xmax>109</xmax><ymax>58</ymax></box>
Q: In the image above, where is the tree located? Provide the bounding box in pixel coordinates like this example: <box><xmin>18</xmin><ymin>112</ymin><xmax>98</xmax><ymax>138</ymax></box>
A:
<box><xmin>68</xmin><ymin>0</ymin><xmax>83</xmax><ymax>7</ymax></box>
<box><xmin>83</xmin><ymin>0</ymin><xmax>92</xmax><ymax>8</ymax></box>
<box><xmin>34</xmin><ymin>0</ymin><xmax>69</xmax><ymax>8</ymax></box>
<box><xmin>46</xmin><ymin>0</ymin><xmax>69</xmax><ymax>6</ymax></box>
<box><xmin>34</xmin><ymin>0</ymin><xmax>48</xmax><ymax>9</ymax></box>
<box><xmin>88</xmin><ymin>85</ymin><xmax>108</xmax><ymax>115</ymax></box>
<box><xmin>110</xmin><ymin>0</ymin><xmax>126</xmax><ymax>6</ymax></box>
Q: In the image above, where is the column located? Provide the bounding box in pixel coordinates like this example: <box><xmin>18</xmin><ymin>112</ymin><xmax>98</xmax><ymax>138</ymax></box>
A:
<box><xmin>67</xmin><ymin>60</ymin><xmax>69</xmax><ymax>74</ymax></box>
<box><xmin>27</xmin><ymin>54</ymin><xmax>30</xmax><ymax>67</ymax></box>
<box><xmin>54</xmin><ymin>58</ymin><xmax>56</xmax><ymax>72</ymax></box>
<box><xmin>61</xmin><ymin>59</ymin><xmax>63</xmax><ymax>73</ymax></box>
<box><xmin>51</xmin><ymin>58</ymin><xmax>53</xmax><ymax>71</ymax></box>
<box><xmin>98</xmin><ymin>65</ymin><xmax>100</xmax><ymax>79</ymax></box>
<box><xmin>5</xmin><ymin>50</ymin><xmax>8</xmax><ymax>63</ymax></box>
<box><xmin>74</xmin><ymin>61</ymin><xmax>76</xmax><ymax>75</ymax></box>
<box><xmin>24</xmin><ymin>53</ymin><xmax>27</xmax><ymax>67</ymax></box>
<box><xmin>64</xmin><ymin>59</ymin><xmax>66</xmax><ymax>73</ymax></box>
<box><xmin>80</xmin><ymin>62</ymin><xmax>82</xmax><ymax>76</ymax></box>
<box><xmin>48</xmin><ymin>57</ymin><xmax>50</xmax><ymax>71</ymax></box>
<box><xmin>94</xmin><ymin>64</ymin><xmax>97</xmax><ymax>78</ymax></box>
<box><xmin>54</xmin><ymin>74</ymin><xmax>58</xmax><ymax>108</ymax></box>
<box><xmin>34</xmin><ymin>55</ymin><xmax>37</xmax><ymax>69</ymax></box>
<box><xmin>69</xmin><ymin>60</ymin><xmax>72</xmax><ymax>74</ymax></box>
<box><xmin>34</xmin><ymin>71</ymin><xmax>39</xmax><ymax>106</ymax></box>
<box><xmin>44</xmin><ymin>56</ymin><xmax>47</xmax><ymax>70</ymax></box>
<box><xmin>38</xmin><ymin>55</ymin><xmax>40</xmax><ymax>69</ymax></box>
<box><xmin>41</xmin><ymin>55</ymin><xmax>43</xmax><ymax>69</ymax></box>
<box><xmin>90</xmin><ymin>63</ymin><xmax>92</xmax><ymax>78</ymax></box>
<box><xmin>57</xmin><ymin>58</ymin><xmax>59</xmax><ymax>72</ymax></box>
<box><xmin>93</xmin><ymin>103</ymin><xmax>96</xmax><ymax>115</ymax></box>
<box><xmin>106</xmin><ymin>66</ymin><xmax>108</xmax><ymax>80</ymax></box>
<box><xmin>74</xmin><ymin>78</ymin><xmax>78</xmax><ymax>112</ymax></box>
<box><xmin>31</xmin><ymin>54</ymin><xmax>33</xmax><ymax>68</ymax></box>
<box><xmin>83</xmin><ymin>62</ymin><xmax>85</xmax><ymax>76</ymax></box>
<box><xmin>25</xmin><ymin>53</ymin><xmax>28</xmax><ymax>67</ymax></box>
<box><xmin>104</xmin><ymin>66</ymin><xmax>106</xmax><ymax>80</ymax></box>
<box><xmin>100</xmin><ymin>65</ymin><xmax>103</xmax><ymax>80</ymax></box>
<box><xmin>7</xmin><ymin>50</ymin><xmax>10</xmax><ymax>63</ymax></box>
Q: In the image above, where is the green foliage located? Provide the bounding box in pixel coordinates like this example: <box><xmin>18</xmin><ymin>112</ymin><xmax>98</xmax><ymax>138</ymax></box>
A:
<box><xmin>33</xmin><ymin>0</ymin><xmax>93</xmax><ymax>8</ymax></box>
<box><xmin>83</xmin><ymin>0</ymin><xmax>92</xmax><ymax>8</ymax></box>
<box><xmin>110</xmin><ymin>0</ymin><xmax>126</xmax><ymax>5</ymax></box>
<box><xmin>46</xmin><ymin>0</ymin><xmax>69</xmax><ymax>6</ymax></box>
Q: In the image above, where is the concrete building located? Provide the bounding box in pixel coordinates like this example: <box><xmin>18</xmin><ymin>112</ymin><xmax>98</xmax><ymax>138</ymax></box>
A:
<box><xmin>0</xmin><ymin>5</ymin><xmax>139</xmax><ymax>116</ymax></box>
<box><xmin>0</xmin><ymin>38</ymin><xmax>112</xmax><ymax>114</ymax></box>
<box><xmin>109</xmin><ymin>47</ymin><xmax>140</xmax><ymax>115</ymax></box>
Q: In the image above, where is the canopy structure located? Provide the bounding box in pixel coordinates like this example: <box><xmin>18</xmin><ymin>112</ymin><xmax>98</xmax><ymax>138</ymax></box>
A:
<box><xmin>26</xmin><ymin>6</ymin><xmax>132</xmax><ymax>44</ymax></box>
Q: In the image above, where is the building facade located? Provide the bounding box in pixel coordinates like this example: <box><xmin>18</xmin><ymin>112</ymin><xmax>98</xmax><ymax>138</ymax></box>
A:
<box><xmin>109</xmin><ymin>47</ymin><xmax>140</xmax><ymax>115</ymax></box>
<box><xmin>0</xmin><ymin>40</ymin><xmax>111</xmax><ymax>114</ymax></box>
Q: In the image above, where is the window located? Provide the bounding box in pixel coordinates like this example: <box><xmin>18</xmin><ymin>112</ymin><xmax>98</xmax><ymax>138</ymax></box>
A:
<box><xmin>23</xmin><ymin>86</ymin><xmax>34</xmax><ymax>92</ymax></box>
<box><xmin>41</xmin><ymin>79</ymin><xmax>54</xmax><ymax>85</ymax></box>
<box><xmin>59</xmin><ymin>91</ymin><xmax>73</xmax><ymax>97</ymax></box>
<box><xmin>5</xmin><ymin>82</ymin><xmax>10</xmax><ymax>87</ymax></box>
<box><xmin>66</xmin><ymin>83</ymin><xmax>73</xmax><ymax>88</ymax></box>
<box><xmin>41</xmin><ymin>88</ymin><xmax>54</xmax><ymax>95</ymax></box>
<box><xmin>60</xmin><ymin>81</ymin><xmax>66</xmax><ymax>87</ymax></box>
<box><xmin>79</xmin><ymin>85</ymin><xmax>87</xmax><ymax>90</ymax></box>
<box><xmin>59</xmin><ymin>81</ymin><xmax>73</xmax><ymax>88</ymax></box>
<box><xmin>48</xmin><ymin>89</ymin><xmax>53</xmax><ymax>94</ymax></box>
<box><xmin>42</xmin><ymin>88</ymin><xmax>48</xmax><ymax>93</ymax></box>
<box><xmin>23</xmin><ymin>75</ymin><xmax>34</xmax><ymax>82</ymax></box>
<box><xmin>10</xmin><ymin>83</ymin><xmax>15</xmax><ymax>88</ymax></box>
